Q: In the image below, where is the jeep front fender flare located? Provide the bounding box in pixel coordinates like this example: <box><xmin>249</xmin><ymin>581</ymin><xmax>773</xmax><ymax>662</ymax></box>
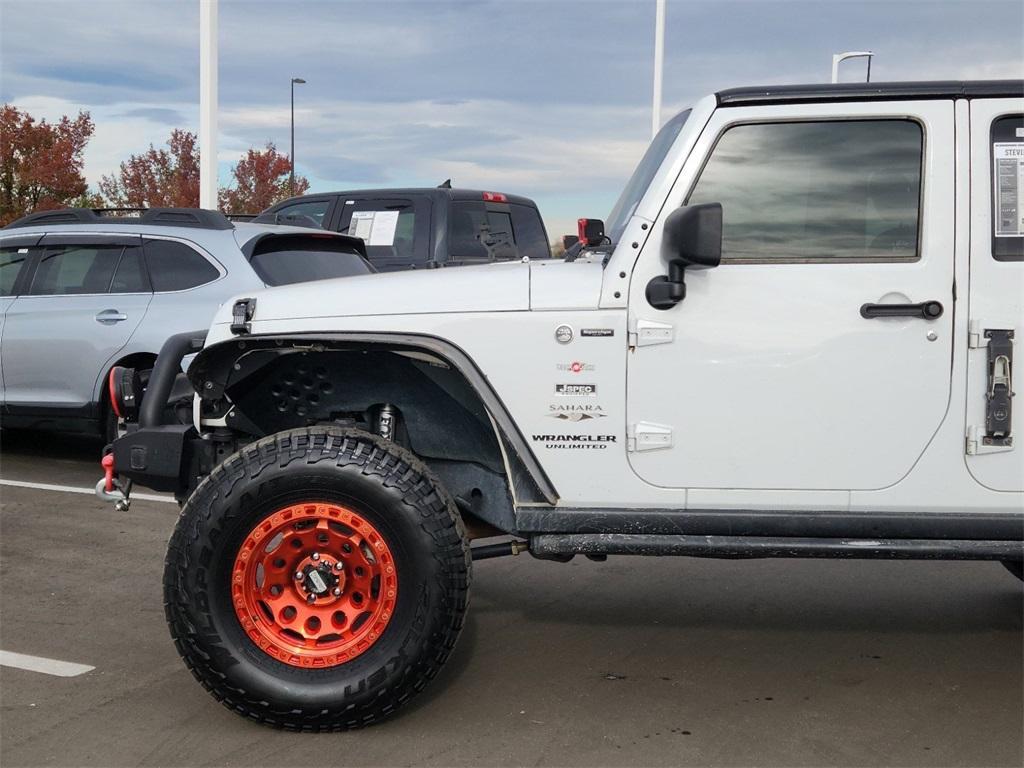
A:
<box><xmin>187</xmin><ymin>331</ymin><xmax>557</xmax><ymax>505</ymax></box>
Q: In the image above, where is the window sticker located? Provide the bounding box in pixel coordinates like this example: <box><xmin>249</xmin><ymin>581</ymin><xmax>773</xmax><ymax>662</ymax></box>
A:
<box><xmin>993</xmin><ymin>142</ymin><xmax>1024</xmax><ymax>237</ymax></box>
<box><xmin>349</xmin><ymin>210</ymin><xmax>400</xmax><ymax>246</ymax></box>
<box><xmin>368</xmin><ymin>210</ymin><xmax>400</xmax><ymax>246</ymax></box>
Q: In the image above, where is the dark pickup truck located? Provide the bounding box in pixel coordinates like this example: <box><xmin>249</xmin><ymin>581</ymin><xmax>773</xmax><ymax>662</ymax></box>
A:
<box><xmin>262</xmin><ymin>186</ymin><xmax>551</xmax><ymax>271</ymax></box>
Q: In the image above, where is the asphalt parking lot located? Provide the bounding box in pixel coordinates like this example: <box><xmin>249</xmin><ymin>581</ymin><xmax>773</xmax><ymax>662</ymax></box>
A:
<box><xmin>0</xmin><ymin>429</ymin><xmax>1021</xmax><ymax>768</ymax></box>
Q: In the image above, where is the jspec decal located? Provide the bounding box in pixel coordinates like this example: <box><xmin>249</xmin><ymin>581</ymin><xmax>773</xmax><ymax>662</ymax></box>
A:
<box><xmin>532</xmin><ymin>434</ymin><xmax>617</xmax><ymax>450</ymax></box>
<box><xmin>548</xmin><ymin>404</ymin><xmax>607</xmax><ymax>421</ymax></box>
<box><xmin>554</xmin><ymin>383</ymin><xmax>597</xmax><ymax>396</ymax></box>
<box><xmin>554</xmin><ymin>325</ymin><xmax>573</xmax><ymax>344</ymax></box>
<box><xmin>556</xmin><ymin>361</ymin><xmax>594</xmax><ymax>373</ymax></box>
<box><xmin>580</xmin><ymin>328</ymin><xmax>614</xmax><ymax>337</ymax></box>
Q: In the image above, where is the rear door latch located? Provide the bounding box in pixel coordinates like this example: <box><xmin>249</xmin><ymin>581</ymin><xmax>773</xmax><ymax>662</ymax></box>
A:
<box><xmin>984</xmin><ymin>329</ymin><xmax>1014</xmax><ymax>446</ymax></box>
<box><xmin>231</xmin><ymin>298</ymin><xmax>256</xmax><ymax>335</ymax></box>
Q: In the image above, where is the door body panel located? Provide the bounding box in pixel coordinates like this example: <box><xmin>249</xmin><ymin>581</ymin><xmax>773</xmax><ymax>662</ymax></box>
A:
<box><xmin>965</xmin><ymin>98</ymin><xmax>1024</xmax><ymax>492</ymax></box>
<box><xmin>1</xmin><ymin>235</ymin><xmax>151</xmax><ymax>411</ymax></box>
<box><xmin>626</xmin><ymin>100</ymin><xmax>956</xmax><ymax>491</ymax></box>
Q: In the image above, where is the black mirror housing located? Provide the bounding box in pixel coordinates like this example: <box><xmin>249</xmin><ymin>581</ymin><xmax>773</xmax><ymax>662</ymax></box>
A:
<box><xmin>661</xmin><ymin>203</ymin><xmax>722</xmax><ymax>269</ymax></box>
<box><xmin>646</xmin><ymin>203</ymin><xmax>723</xmax><ymax>310</ymax></box>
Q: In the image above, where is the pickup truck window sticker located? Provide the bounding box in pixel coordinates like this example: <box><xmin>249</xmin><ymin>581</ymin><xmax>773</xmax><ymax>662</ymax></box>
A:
<box><xmin>349</xmin><ymin>210</ymin><xmax>400</xmax><ymax>246</ymax></box>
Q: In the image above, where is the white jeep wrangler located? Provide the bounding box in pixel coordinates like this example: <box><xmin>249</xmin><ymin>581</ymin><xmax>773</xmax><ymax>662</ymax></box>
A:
<box><xmin>103</xmin><ymin>80</ymin><xmax>1023</xmax><ymax>731</ymax></box>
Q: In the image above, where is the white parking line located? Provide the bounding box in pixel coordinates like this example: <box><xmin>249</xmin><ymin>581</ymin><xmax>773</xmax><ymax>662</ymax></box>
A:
<box><xmin>0</xmin><ymin>650</ymin><xmax>95</xmax><ymax>677</ymax></box>
<box><xmin>0</xmin><ymin>478</ymin><xmax>176</xmax><ymax>503</ymax></box>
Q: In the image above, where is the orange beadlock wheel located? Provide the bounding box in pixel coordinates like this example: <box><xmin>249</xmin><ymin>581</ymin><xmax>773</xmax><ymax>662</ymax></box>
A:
<box><xmin>231</xmin><ymin>502</ymin><xmax>398</xmax><ymax>668</ymax></box>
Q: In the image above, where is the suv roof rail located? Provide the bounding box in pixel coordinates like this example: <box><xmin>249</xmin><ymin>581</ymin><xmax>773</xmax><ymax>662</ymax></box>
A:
<box><xmin>3</xmin><ymin>207</ymin><xmax>235</xmax><ymax>231</ymax></box>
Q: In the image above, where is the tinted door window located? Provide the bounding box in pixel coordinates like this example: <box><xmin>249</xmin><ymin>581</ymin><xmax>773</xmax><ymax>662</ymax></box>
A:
<box><xmin>991</xmin><ymin>114</ymin><xmax>1024</xmax><ymax>261</ymax></box>
<box><xmin>109</xmin><ymin>246</ymin><xmax>147</xmax><ymax>293</ymax></box>
<box><xmin>273</xmin><ymin>199</ymin><xmax>332</xmax><ymax>227</ymax></box>
<box><xmin>0</xmin><ymin>246</ymin><xmax>32</xmax><ymax>296</ymax></box>
<box><xmin>30</xmin><ymin>243</ymin><xmax>125</xmax><ymax>295</ymax></box>
<box><xmin>687</xmin><ymin>119</ymin><xmax>923</xmax><ymax>262</ymax></box>
<box><xmin>510</xmin><ymin>204</ymin><xmax>551</xmax><ymax>260</ymax></box>
<box><xmin>339</xmin><ymin>200</ymin><xmax>420</xmax><ymax>266</ymax></box>
<box><xmin>143</xmin><ymin>239</ymin><xmax>220</xmax><ymax>291</ymax></box>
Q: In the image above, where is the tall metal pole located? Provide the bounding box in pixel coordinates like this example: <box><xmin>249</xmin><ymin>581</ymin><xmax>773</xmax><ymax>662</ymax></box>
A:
<box><xmin>199</xmin><ymin>0</ymin><xmax>218</xmax><ymax>209</ymax></box>
<box><xmin>290</xmin><ymin>80</ymin><xmax>295</xmax><ymax>195</ymax></box>
<box><xmin>289</xmin><ymin>78</ymin><xmax>305</xmax><ymax>196</ymax></box>
<box><xmin>652</xmin><ymin>0</ymin><xmax>666</xmax><ymax>138</ymax></box>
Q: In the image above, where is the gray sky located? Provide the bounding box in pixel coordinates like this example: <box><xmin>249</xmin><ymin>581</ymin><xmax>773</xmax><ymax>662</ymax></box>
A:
<box><xmin>2</xmin><ymin>0</ymin><xmax>1022</xmax><ymax>236</ymax></box>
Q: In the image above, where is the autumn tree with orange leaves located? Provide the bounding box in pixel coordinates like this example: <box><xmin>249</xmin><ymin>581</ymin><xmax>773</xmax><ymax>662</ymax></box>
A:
<box><xmin>0</xmin><ymin>105</ymin><xmax>95</xmax><ymax>225</ymax></box>
<box><xmin>99</xmin><ymin>129</ymin><xmax>201</xmax><ymax>209</ymax></box>
<box><xmin>219</xmin><ymin>142</ymin><xmax>309</xmax><ymax>213</ymax></box>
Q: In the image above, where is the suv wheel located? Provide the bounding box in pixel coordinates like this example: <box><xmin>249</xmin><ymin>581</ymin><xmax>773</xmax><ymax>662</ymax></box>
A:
<box><xmin>163</xmin><ymin>426</ymin><xmax>470</xmax><ymax>730</ymax></box>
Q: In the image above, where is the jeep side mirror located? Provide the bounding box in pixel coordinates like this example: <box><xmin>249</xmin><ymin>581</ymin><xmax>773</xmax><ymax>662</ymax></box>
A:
<box><xmin>646</xmin><ymin>203</ymin><xmax>722</xmax><ymax>310</ymax></box>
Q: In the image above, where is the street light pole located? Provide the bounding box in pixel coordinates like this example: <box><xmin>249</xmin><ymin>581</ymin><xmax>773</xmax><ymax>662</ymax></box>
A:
<box><xmin>199</xmin><ymin>0</ymin><xmax>218</xmax><ymax>209</ymax></box>
<box><xmin>290</xmin><ymin>77</ymin><xmax>306</xmax><ymax>195</ymax></box>
<box><xmin>652</xmin><ymin>0</ymin><xmax>665</xmax><ymax>138</ymax></box>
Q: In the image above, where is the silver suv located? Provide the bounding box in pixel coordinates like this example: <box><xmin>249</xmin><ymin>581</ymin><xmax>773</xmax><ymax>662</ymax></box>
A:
<box><xmin>0</xmin><ymin>207</ymin><xmax>371</xmax><ymax>440</ymax></box>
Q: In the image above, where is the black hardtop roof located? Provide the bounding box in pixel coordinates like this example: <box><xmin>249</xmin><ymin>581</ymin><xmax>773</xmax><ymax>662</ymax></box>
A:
<box><xmin>273</xmin><ymin>187</ymin><xmax>539</xmax><ymax>208</ymax></box>
<box><xmin>716</xmin><ymin>80</ymin><xmax>1024</xmax><ymax>107</ymax></box>
<box><xmin>3</xmin><ymin>207</ymin><xmax>234</xmax><ymax>231</ymax></box>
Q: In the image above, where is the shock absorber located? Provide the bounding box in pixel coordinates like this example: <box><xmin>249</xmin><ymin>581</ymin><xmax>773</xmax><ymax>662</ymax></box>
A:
<box><xmin>375</xmin><ymin>403</ymin><xmax>397</xmax><ymax>441</ymax></box>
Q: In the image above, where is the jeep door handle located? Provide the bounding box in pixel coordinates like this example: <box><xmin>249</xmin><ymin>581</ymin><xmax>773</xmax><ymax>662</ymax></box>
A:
<box><xmin>860</xmin><ymin>300</ymin><xmax>944</xmax><ymax>320</ymax></box>
<box><xmin>95</xmin><ymin>309</ymin><xmax>128</xmax><ymax>324</ymax></box>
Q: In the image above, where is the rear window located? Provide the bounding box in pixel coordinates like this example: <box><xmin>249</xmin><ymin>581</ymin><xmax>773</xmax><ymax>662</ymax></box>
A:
<box><xmin>510</xmin><ymin>203</ymin><xmax>550</xmax><ymax>260</ymax></box>
<box><xmin>449</xmin><ymin>202</ymin><xmax>517</xmax><ymax>262</ymax></box>
<box><xmin>249</xmin><ymin>235</ymin><xmax>374</xmax><ymax>286</ymax></box>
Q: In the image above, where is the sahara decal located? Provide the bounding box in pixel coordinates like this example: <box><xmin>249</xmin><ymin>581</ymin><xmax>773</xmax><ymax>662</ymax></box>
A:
<box><xmin>548</xmin><ymin>404</ymin><xmax>607</xmax><ymax>421</ymax></box>
<box><xmin>554</xmin><ymin>325</ymin><xmax>573</xmax><ymax>344</ymax></box>
<box><xmin>531</xmin><ymin>434</ymin><xmax>617</xmax><ymax>450</ymax></box>
<box><xmin>580</xmin><ymin>328</ymin><xmax>614</xmax><ymax>337</ymax></box>
<box><xmin>556</xmin><ymin>361</ymin><xmax>595</xmax><ymax>373</ymax></box>
<box><xmin>554</xmin><ymin>383</ymin><xmax>597</xmax><ymax>396</ymax></box>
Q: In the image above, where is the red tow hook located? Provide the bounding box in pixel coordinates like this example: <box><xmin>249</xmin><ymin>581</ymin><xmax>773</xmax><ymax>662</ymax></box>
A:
<box><xmin>101</xmin><ymin>453</ymin><xmax>115</xmax><ymax>493</ymax></box>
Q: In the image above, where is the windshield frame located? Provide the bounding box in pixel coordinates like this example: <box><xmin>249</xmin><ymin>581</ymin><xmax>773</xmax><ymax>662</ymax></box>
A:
<box><xmin>605</xmin><ymin>109</ymin><xmax>691</xmax><ymax>245</ymax></box>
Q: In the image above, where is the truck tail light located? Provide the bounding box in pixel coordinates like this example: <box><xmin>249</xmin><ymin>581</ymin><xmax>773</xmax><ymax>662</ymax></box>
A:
<box><xmin>482</xmin><ymin>192</ymin><xmax>508</xmax><ymax>203</ymax></box>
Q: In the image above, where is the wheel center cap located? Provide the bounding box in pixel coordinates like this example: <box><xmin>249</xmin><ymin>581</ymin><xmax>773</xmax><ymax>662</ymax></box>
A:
<box><xmin>295</xmin><ymin>555</ymin><xmax>344</xmax><ymax>598</ymax></box>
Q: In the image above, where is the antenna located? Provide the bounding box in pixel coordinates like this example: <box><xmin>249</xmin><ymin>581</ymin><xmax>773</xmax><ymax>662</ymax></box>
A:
<box><xmin>831</xmin><ymin>51</ymin><xmax>874</xmax><ymax>84</ymax></box>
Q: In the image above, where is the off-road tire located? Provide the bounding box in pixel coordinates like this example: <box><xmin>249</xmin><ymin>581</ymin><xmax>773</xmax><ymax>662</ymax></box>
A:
<box><xmin>163</xmin><ymin>426</ymin><xmax>471</xmax><ymax>731</ymax></box>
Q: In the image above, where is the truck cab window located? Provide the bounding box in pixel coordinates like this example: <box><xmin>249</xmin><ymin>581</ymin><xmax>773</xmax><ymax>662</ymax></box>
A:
<box><xmin>688</xmin><ymin>119</ymin><xmax>923</xmax><ymax>263</ymax></box>
<box><xmin>510</xmin><ymin>204</ymin><xmax>551</xmax><ymax>260</ymax></box>
<box><xmin>274</xmin><ymin>199</ymin><xmax>331</xmax><ymax>227</ymax></box>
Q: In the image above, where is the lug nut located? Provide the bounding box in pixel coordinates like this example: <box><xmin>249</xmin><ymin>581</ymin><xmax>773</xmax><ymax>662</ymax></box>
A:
<box><xmin>312</xmin><ymin>552</ymin><xmax>320</xmax><ymax>561</ymax></box>
<box><xmin>335</xmin><ymin>562</ymin><xmax>343</xmax><ymax>571</ymax></box>
<box><xmin>307</xmin><ymin>594</ymin><xmax>316</xmax><ymax>604</ymax></box>
<box><xmin>333</xmin><ymin>587</ymin><xmax>341</xmax><ymax>596</ymax></box>
<box><xmin>294</xmin><ymin>571</ymin><xmax>303</xmax><ymax>580</ymax></box>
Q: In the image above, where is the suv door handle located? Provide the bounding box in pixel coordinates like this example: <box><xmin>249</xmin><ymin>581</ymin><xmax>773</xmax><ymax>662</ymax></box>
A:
<box><xmin>860</xmin><ymin>301</ymin><xmax>944</xmax><ymax>320</ymax></box>
<box><xmin>95</xmin><ymin>309</ymin><xmax>128</xmax><ymax>324</ymax></box>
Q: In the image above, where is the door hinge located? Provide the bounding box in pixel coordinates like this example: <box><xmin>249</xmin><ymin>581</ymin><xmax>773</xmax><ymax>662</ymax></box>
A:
<box><xmin>627</xmin><ymin>318</ymin><xmax>674</xmax><ymax>349</ymax></box>
<box><xmin>627</xmin><ymin>422</ymin><xmax>673</xmax><ymax>452</ymax></box>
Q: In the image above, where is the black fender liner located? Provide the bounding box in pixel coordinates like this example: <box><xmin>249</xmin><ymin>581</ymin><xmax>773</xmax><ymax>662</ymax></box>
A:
<box><xmin>187</xmin><ymin>331</ymin><xmax>558</xmax><ymax>505</ymax></box>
